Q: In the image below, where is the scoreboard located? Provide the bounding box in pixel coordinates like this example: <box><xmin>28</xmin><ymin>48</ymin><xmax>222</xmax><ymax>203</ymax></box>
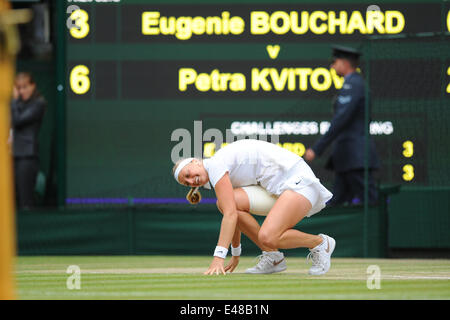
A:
<box><xmin>62</xmin><ymin>0</ymin><xmax>450</xmax><ymax>205</ymax></box>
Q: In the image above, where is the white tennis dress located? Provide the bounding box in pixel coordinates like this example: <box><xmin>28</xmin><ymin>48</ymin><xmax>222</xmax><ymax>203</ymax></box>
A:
<box><xmin>202</xmin><ymin>139</ymin><xmax>332</xmax><ymax>217</ymax></box>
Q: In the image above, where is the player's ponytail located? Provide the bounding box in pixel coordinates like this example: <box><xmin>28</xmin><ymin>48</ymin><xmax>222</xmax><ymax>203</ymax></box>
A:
<box><xmin>186</xmin><ymin>187</ymin><xmax>201</xmax><ymax>204</ymax></box>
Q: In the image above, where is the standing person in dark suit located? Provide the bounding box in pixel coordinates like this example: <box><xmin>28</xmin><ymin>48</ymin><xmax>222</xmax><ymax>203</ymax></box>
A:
<box><xmin>10</xmin><ymin>72</ymin><xmax>46</xmax><ymax>209</ymax></box>
<box><xmin>304</xmin><ymin>46</ymin><xmax>379</xmax><ymax>206</ymax></box>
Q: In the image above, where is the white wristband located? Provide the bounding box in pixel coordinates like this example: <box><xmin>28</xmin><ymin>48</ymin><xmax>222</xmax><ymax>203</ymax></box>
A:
<box><xmin>231</xmin><ymin>244</ymin><xmax>241</xmax><ymax>256</ymax></box>
<box><xmin>213</xmin><ymin>246</ymin><xmax>228</xmax><ymax>259</ymax></box>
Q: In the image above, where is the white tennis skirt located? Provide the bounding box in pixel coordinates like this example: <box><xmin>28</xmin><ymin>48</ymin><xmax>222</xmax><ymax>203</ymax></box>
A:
<box><xmin>241</xmin><ymin>163</ymin><xmax>333</xmax><ymax>218</ymax></box>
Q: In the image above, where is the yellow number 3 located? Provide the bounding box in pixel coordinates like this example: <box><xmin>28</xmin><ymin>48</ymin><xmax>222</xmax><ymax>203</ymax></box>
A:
<box><xmin>70</xmin><ymin>9</ymin><xmax>90</xmax><ymax>39</ymax></box>
<box><xmin>402</xmin><ymin>164</ymin><xmax>414</xmax><ymax>182</ymax></box>
<box><xmin>447</xmin><ymin>66</ymin><xmax>450</xmax><ymax>94</ymax></box>
<box><xmin>402</xmin><ymin>140</ymin><xmax>414</xmax><ymax>158</ymax></box>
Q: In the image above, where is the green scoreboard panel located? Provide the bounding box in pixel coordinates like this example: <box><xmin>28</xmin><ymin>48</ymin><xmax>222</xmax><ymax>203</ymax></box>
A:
<box><xmin>63</xmin><ymin>0</ymin><xmax>449</xmax><ymax>205</ymax></box>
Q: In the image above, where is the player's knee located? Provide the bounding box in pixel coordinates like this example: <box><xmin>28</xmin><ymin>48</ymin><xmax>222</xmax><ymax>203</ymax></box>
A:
<box><xmin>258</xmin><ymin>230</ymin><xmax>278</xmax><ymax>248</ymax></box>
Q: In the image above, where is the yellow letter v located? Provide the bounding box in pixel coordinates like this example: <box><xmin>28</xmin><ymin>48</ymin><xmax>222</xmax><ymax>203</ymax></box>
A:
<box><xmin>266</xmin><ymin>45</ymin><xmax>280</xmax><ymax>59</ymax></box>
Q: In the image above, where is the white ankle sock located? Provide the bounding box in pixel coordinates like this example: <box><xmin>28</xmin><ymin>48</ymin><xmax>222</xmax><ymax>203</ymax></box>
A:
<box><xmin>311</xmin><ymin>236</ymin><xmax>325</xmax><ymax>251</ymax></box>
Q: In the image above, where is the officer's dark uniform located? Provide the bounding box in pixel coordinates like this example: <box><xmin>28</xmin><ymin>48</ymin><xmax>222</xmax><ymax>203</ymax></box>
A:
<box><xmin>312</xmin><ymin>46</ymin><xmax>379</xmax><ymax>206</ymax></box>
<box><xmin>10</xmin><ymin>91</ymin><xmax>46</xmax><ymax>209</ymax></box>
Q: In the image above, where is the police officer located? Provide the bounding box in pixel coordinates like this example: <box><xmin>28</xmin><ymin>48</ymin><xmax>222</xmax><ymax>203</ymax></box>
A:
<box><xmin>304</xmin><ymin>45</ymin><xmax>379</xmax><ymax>206</ymax></box>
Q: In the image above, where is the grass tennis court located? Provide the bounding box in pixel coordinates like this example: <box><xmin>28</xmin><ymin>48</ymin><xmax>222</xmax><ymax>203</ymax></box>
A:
<box><xmin>15</xmin><ymin>256</ymin><xmax>450</xmax><ymax>300</ymax></box>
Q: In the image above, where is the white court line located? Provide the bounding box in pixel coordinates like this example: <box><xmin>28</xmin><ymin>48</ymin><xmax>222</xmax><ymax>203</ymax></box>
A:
<box><xmin>15</xmin><ymin>269</ymin><xmax>450</xmax><ymax>280</ymax></box>
<box><xmin>386</xmin><ymin>275</ymin><xmax>450</xmax><ymax>280</ymax></box>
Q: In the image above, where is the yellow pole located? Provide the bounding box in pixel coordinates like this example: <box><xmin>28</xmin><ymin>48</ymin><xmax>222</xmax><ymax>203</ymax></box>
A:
<box><xmin>0</xmin><ymin>0</ymin><xmax>17</xmax><ymax>300</ymax></box>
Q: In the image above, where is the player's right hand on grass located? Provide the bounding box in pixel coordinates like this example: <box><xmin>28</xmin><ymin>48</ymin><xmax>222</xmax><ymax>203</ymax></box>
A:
<box><xmin>204</xmin><ymin>257</ymin><xmax>226</xmax><ymax>275</ymax></box>
<box><xmin>224</xmin><ymin>256</ymin><xmax>239</xmax><ymax>273</ymax></box>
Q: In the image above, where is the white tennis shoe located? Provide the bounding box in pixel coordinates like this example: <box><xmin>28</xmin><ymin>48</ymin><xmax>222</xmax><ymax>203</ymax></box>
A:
<box><xmin>307</xmin><ymin>234</ymin><xmax>336</xmax><ymax>276</ymax></box>
<box><xmin>245</xmin><ymin>251</ymin><xmax>287</xmax><ymax>274</ymax></box>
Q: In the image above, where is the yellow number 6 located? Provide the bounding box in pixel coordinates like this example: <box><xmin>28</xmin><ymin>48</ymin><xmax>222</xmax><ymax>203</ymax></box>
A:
<box><xmin>70</xmin><ymin>65</ymin><xmax>90</xmax><ymax>95</ymax></box>
<box><xmin>70</xmin><ymin>9</ymin><xmax>90</xmax><ymax>39</ymax></box>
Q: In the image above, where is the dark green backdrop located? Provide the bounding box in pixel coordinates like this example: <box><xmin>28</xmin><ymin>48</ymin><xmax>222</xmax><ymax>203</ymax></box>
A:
<box><xmin>62</xmin><ymin>0</ymin><xmax>449</xmax><ymax>202</ymax></box>
<box><xmin>13</xmin><ymin>0</ymin><xmax>450</xmax><ymax>258</ymax></box>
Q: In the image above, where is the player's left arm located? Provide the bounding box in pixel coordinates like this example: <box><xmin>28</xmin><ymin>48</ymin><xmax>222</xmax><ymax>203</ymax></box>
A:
<box><xmin>204</xmin><ymin>172</ymin><xmax>238</xmax><ymax>275</ymax></box>
<box><xmin>231</xmin><ymin>227</ymin><xmax>241</xmax><ymax>248</ymax></box>
<box><xmin>224</xmin><ymin>227</ymin><xmax>241</xmax><ymax>273</ymax></box>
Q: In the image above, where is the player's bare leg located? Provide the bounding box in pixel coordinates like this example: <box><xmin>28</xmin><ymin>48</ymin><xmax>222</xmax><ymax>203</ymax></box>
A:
<box><xmin>230</xmin><ymin>188</ymin><xmax>287</xmax><ymax>274</ymax></box>
<box><xmin>258</xmin><ymin>190</ymin><xmax>336</xmax><ymax>275</ymax></box>
<box><xmin>216</xmin><ymin>188</ymin><xmax>273</xmax><ymax>252</ymax></box>
<box><xmin>258</xmin><ymin>190</ymin><xmax>320</xmax><ymax>249</ymax></box>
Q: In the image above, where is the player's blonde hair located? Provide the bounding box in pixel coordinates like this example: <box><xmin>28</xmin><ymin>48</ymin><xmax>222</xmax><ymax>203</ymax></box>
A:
<box><xmin>186</xmin><ymin>187</ymin><xmax>201</xmax><ymax>205</ymax></box>
<box><xmin>172</xmin><ymin>158</ymin><xmax>202</xmax><ymax>205</ymax></box>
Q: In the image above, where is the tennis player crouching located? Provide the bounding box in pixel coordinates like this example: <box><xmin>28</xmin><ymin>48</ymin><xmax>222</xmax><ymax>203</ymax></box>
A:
<box><xmin>172</xmin><ymin>139</ymin><xmax>335</xmax><ymax>276</ymax></box>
